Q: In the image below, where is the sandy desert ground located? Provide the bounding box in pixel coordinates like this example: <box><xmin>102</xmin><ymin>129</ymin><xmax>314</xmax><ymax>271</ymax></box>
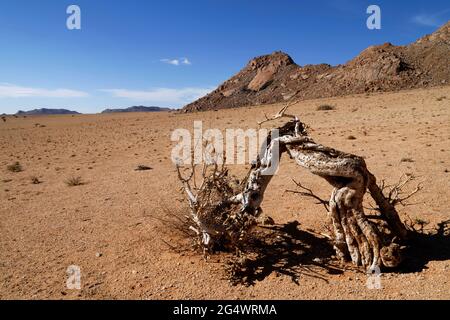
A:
<box><xmin>1</xmin><ymin>86</ymin><xmax>449</xmax><ymax>300</ymax></box>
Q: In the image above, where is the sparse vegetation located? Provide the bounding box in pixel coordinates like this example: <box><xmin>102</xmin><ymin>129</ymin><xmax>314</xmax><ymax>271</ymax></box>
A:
<box><xmin>65</xmin><ymin>176</ymin><xmax>83</xmax><ymax>187</ymax></box>
<box><xmin>316</xmin><ymin>104</ymin><xmax>335</xmax><ymax>111</ymax></box>
<box><xmin>135</xmin><ymin>165</ymin><xmax>153</xmax><ymax>171</ymax></box>
<box><xmin>30</xmin><ymin>176</ymin><xmax>42</xmax><ymax>184</ymax></box>
<box><xmin>347</xmin><ymin>135</ymin><xmax>357</xmax><ymax>140</ymax></box>
<box><xmin>436</xmin><ymin>96</ymin><xmax>446</xmax><ymax>101</ymax></box>
<box><xmin>401</xmin><ymin>157</ymin><xmax>415</xmax><ymax>163</ymax></box>
<box><xmin>7</xmin><ymin>162</ymin><xmax>23</xmax><ymax>173</ymax></box>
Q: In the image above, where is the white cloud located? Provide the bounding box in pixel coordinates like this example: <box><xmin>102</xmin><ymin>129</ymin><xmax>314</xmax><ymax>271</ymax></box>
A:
<box><xmin>160</xmin><ymin>57</ymin><xmax>192</xmax><ymax>66</ymax></box>
<box><xmin>161</xmin><ymin>58</ymin><xmax>180</xmax><ymax>66</ymax></box>
<box><xmin>0</xmin><ymin>83</ymin><xmax>89</xmax><ymax>98</ymax></box>
<box><xmin>181</xmin><ymin>57</ymin><xmax>191</xmax><ymax>65</ymax></box>
<box><xmin>412</xmin><ymin>14</ymin><xmax>441</xmax><ymax>27</ymax></box>
<box><xmin>412</xmin><ymin>10</ymin><xmax>450</xmax><ymax>27</ymax></box>
<box><xmin>100</xmin><ymin>87</ymin><xmax>214</xmax><ymax>107</ymax></box>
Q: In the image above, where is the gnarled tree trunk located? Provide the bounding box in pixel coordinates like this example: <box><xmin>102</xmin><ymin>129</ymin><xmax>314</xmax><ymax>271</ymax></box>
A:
<box><xmin>232</xmin><ymin>119</ymin><xmax>408</xmax><ymax>270</ymax></box>
<box><xmin>178</xmin><ymin>109</ymin><xmax>410</xmax><ymax>271</ymax></box>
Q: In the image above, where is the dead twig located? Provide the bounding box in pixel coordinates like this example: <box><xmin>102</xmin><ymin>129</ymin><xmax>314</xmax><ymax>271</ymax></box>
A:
<box><xmin>257</xmin><ymin>92</ymin><xmax>300</xmax><ymax>127</ymax></box>
<box><xmin>380</xmin><ymin>174</ymin><xmax>424</xmax><ymax>207</ymax></box>
<box><xmin>285</xmin><ymin>179</ymin><xmax>329</xmax><ymax>211</ymax></box>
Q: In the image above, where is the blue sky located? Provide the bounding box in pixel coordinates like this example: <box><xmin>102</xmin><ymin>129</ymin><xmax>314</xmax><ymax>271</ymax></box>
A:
<box><xmin>0</xmin><ymin>0</ymin><xmax>449</xmax><ymax>114</ymax></box>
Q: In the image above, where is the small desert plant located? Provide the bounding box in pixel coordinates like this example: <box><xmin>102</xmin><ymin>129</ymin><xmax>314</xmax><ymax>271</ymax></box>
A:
<box><xmin>400</xmin><ymin>157</ymin><xmax>415</xmax><ymax>163</ymax></box>
<box><xmin>135</xmin><ymin>165</ymin><xmax>153</xmax><ymax>171</ymax></box>
<box><xmin>436</xmin><ymin>96</ymin><xmax>446</xmax><ymax>101</ymax></box>
<box><xmin>347</xmin><ymin>135</ymin><xmax>357</xmax><ymax>140</ymax></box>
<box><xmin>30</xmin><ymin>176</ymin><xmax>42</xmax><ymax>184</ymax></box>
<box><xmin>7</xmin><ymin>162</ymin><xmax>23</xmax><ymax>172</ymax></box>
<box><xmin>316</xmin><ymin>104</ymin><xmax>335</xmax><ymax>111</ymax></box>
<box><xmin>65</xmin><ymin>176</ymin><xmax>83</xmax><ymax>187</ymax></box>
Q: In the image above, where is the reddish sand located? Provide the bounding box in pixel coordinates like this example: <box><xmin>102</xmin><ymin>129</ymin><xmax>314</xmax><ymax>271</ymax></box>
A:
<box><xmin>1</xmin><ymin>86</ymin><xmax>449</xmax><ymax>299</ymax></box>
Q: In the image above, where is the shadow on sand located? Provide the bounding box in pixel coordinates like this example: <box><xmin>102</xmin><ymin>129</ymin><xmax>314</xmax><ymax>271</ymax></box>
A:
<box><xmin>225</xmin><ymin>221</ymin><xmax>344</xmax><ymax>286</ymax></box>
<box><xmin>225</xmin><ymin>219</ymin><xmax>450</xmax><ymax>285</ymax></box>
<box><xmin>398</xmin><ymin>219</ymin><xmax>450</xmax><ymax>274</ymax></box>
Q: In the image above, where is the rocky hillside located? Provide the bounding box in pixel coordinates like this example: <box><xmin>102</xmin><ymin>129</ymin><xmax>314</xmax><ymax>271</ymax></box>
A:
<box><xmin>16</xmin><ymin>108</ymin><xmax>80</xmax><ymax>115</ymax></box>
<box><xmin>101</xmin><ymin>106</ymin><xmax>172</xmax><ymax>113</ymax></box>
<box><xmin>183</xmin><ymin>21</ymin><xmax>450</xmax><ymax>112</ymax></box>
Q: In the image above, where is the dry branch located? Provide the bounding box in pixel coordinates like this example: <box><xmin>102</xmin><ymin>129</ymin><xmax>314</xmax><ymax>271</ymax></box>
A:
<box><xmin>285</xmin><ymin>179</ymin><xmax>329</xmax><ymax>211</ymax></box>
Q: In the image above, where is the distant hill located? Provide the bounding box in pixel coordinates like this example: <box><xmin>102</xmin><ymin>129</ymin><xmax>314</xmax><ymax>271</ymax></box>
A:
<box><xmin>101</xmin><ymin>106</ymin><xmax>172</xmax><ymax>113</ymax></box>
<box><xmin>183</xmin><ymin>21</ymin><xmax>450</xmax><ymax>112</ymax></box>
<box><xmin>16</xmin><ymin>108</ymin><xmax>81</xmax><ymax>115</ymax></box>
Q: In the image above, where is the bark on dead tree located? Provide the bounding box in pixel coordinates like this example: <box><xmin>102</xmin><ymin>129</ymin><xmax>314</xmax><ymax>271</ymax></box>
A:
<box><xmin>177</xmin><ymin>104</ymin><xmax>414</xmax><ymax>271</ymax></box>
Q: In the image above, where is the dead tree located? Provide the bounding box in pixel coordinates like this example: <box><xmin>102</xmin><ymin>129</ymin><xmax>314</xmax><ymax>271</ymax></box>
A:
<box><xmin>177</xmin><ymin>105</ymin><xmax>414</xmax><ymax>271</ymax></box>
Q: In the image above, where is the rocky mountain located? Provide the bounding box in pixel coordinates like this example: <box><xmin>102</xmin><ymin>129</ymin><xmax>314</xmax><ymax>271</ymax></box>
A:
<box><xmin>101</xmin><ymin>106</ymin><xmax>172</xmax><ymax>113</ymax></box>
<box><xmin>16</xmin><ymin>108</ymin><xmax>81</xmax><ymax>115</ymax></box>
<box><xmin>183</xmin><ymin>21</ymin><xmax>450</xmax><ymax>112</ymax></box>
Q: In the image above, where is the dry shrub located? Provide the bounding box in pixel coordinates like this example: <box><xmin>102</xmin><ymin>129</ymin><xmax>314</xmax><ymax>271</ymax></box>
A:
<box><xmin>146</xmin><ymin>203</ymin><xmax>197</xmax><ymax>253</ymax></box>
<box><xmin>176</xmin><ymin>161</ymin><xmax>257</xmax><ymax>254</ymax></box>
<box><xmin>316</xmin><ymin>104</ymin><xmax>335</xmax><ymax>111</ymax></box>
<box><xmin>7</xmin><ymin>162</ymin><xmax>23</xmax><ymax>173</ymax></box>
<box><xmin>135</xmin><ymin>165</ymin><xmax>153</xmax><ymax>171</ymax></box>
<box><xmin>65</xmin><ymin>176</ymin><xmax>83</xmax><ymax>187</ymax></box>
<box><xmin>30</xmin><ymin>176</ymin><xmax>42</xmax><ymax>184</ymax></box>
